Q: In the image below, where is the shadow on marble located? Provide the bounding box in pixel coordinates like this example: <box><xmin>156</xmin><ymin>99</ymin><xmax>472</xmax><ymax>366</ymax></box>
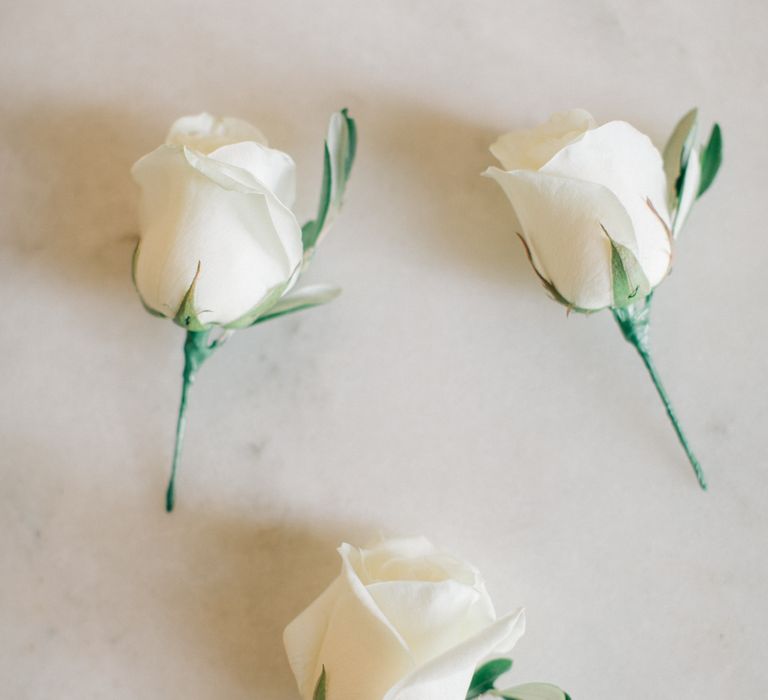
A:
<box><xmin>363</xmin><ymin>97</ymin><xmax>537</xmax><ymax>291</ymax></box>
<box><xmin>0</xmin><ymin>102</ymin><xmax>151</xmax><ymax>303</ymax></box>
<box><xmin>156</xmin><ymin>514</ymin><xmax>373</xmax><ymax>698</ymax></box>
<box><xmin>1</xmin><ymin>436</ymin><xmax>374</xmax><ymax>698</ymax></box>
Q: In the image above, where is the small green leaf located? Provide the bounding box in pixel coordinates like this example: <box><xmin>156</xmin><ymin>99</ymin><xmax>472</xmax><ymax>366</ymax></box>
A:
<box><xmin>671</xmin><ymin>145</ymin><xmax>701</xmax><ymax>236</ymax></box>
<box><xmin>491</xmin><ymin>682</ymin><xmax>570</xmax><ymax>700</ymax></box>
<box><xmin>313</xmin><ymin>667</ymin><xmax>327</xmax><ymax>700</ymax></box>
<box><xmin>222</xmin><ymin>282</ymin><xmax>289</xmax><ymax>329</ymax></box>
<box><xmin>338</xmin><ymin>107</ymin><xmax>357</xmax><ymax>204</ymax></box>
<box><xmin>697</xmin><ymin>123</ymin><xmax>722</xmax><ymax>198</ymax></box>
<box><xmin>603</xmin><ymin>226</ymin><xmax>650</xmax><ymax>309</ymax></box>
<box><xmin>302</xmin><ymin>109</ymin><xmax>357</xmax><ymax>264</ymax></box>
<box><xmin>466</xmin><ymin>658</ymin><xmax>513</xmax><ymax>699</ymax></box>
<box><xmin>663</xmin><ymin>108</ymin><xmax>698</xmax><ymax>207</ymax></box>
<box><xmin>302</xmin><ymin>143</ymin><xmax>333</xmax><ymax>253</ymax></box>
<box><xmin>251</xmin><ymin>284</ymin><xmax>341</xmax><ymax>325</ymax></box>
<box><xmin>340</xmin><ymin>108</ymin><xmax>357</xmax><ymax>183</ymax></box>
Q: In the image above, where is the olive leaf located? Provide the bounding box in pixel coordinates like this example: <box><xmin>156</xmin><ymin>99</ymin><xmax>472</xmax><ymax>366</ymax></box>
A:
<box><xmin>663</xmin><ymin>108</ymin><xmax>723</xmax><ymax>236</ymax></box>
<box><xmin>466</xmin><ymin>658</ymin><xmax>513</xmax><ymax>699</ymax></box>
<box><xmin>251</xmin><ymin>284</ymin><xmax>342</xmax><ymax>325</ymax></box>
<box><xmin>490</xmin><ymin>682</ymin><xmax>572</xmax><ymax>700</ymax></box>
<box><xmin>222</xmin><ymin>281</ymin><xmax>290</xmax><ymax>329</ymax></box>
<box><xmin>302</xmin><ymin>108</ymin><xmax>357</xmax><ymax>263</ymax></box>
<box><xmin>663</xmin><ymin>107</ymin><xmax>698</xmax><ymax>208</ymax></box>
<box><xmin>697</xmin><ymin>122</ymin><xmax>723</xmax><ymax>198</ymax></box>
<box><xmin>313</xmin><ymin>667</ymin><xmax>327</xmax><ymax>700</ymax></box>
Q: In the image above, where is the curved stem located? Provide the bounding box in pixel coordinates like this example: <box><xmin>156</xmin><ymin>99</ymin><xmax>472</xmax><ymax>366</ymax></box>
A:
<box><xmin>613</xmin><ymin>310</ymin><xmax>707</xmax><ymax>490</ymax></box>
<box><xmin>166</xmin><ymin>361</ymin><xmax>194</xmax><ymax>511</ymax></box>
<box><xmin>165</xmin><ymin>329</ymin><xmax>213</xmax><ymax>512</ymax></box>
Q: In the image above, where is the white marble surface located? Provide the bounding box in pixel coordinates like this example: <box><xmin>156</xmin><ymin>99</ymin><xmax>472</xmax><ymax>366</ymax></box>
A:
<box><xmin>1</xmin><ymin>1</ymin><xmax>766</xmax><ymax>698</ymax></box>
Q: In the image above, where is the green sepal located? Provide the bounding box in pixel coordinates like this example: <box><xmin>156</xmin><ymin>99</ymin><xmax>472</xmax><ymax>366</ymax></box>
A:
<box><xmin>603</xmin><ymin>226</ymin><xmax>650</xmax><ymax>309</ymax></box>
<box><xmin>131</xmin><ymin>241</ymin><xmax>165</xmax><ymax>319</ymax></box>
<box><xmin>302</xmin><ymin>108</ymin><xmax>357</xmax><ymax>264</ymax></box>
<box><xmin>697</xmin><ymin>122</ymin><xmax>723</xmax><ymax>198</ymax></box>
<box><xmin>490</xmin><ymin>682</ymin><xmax>571</xmax><ymax>700</ymax></box>
<box><xmin>466</xmin><ymin>658</ymin><xmax>513</xmax><ymax>699</ymax></box>
<box><xmin>172</xmin><ymin>262</ymin><xmax>209</xmax><ymax>331</ymax></box>
<box><xmin>251</xmin><ymin>284</ymin><xmax>341</xmax><ymax>325</ymax></box>
<box><xmin>313</xmin><ymin>667</ymin><xmax>327</xmax><ymax>700</ymax></box>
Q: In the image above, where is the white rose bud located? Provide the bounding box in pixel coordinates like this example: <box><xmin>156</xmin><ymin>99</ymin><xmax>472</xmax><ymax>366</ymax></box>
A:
<box><xmin>485</xmin><ymin>109</ymin><xmax>673</xmax><ymax>311</ymax></box>
<box><xmin>131</xmin><ymin>113</ymin><xmax>304</xmax><ymax>328</ymax></box>
<box><xmin>284</xmin><ymin>537</ymin><xmax>525</xmax><ymax>700</ymax></box>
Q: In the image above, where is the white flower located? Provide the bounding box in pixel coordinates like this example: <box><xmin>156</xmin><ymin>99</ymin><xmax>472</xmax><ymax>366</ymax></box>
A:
<box><xmin>131</xmin><ymin>113</ymin><xmax>304</xmax><ymax>328</ymax></box>
<box><xmin>485</xmin><ymin>109</ymin><xmax>673</xmax><ymax>311</ymax></box>
<box><xmin>284</xmin><ymin>537</ymin><xmax>525</xmax><ymax>700</ymax></box>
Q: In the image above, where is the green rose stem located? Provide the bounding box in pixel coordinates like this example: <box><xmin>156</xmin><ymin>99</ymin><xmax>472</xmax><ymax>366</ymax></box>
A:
<box><xmin>612</xmin><ymin>303</ymin><xmax>707</xmax><ymax>490</ymax></box>
<box><xmin>166</xmin><ymin>328</ymin><xmax>220</xmax><ymax>512</ymax></box>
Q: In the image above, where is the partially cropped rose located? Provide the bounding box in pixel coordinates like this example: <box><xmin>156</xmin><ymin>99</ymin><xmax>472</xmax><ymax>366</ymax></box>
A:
<box><xmin>485</xmin><ymin>109</ymin><xmax>673</xmax><ymax>311</ymax></box>
<box><xmin>131</xmin><ymin>113</ymin><xmax>303</xmax><ymax>328</ymax></box>
<box><xmin>284</xmin><ymin>537</ymin><xmax>525</xmax><ymax>700</ymax></box>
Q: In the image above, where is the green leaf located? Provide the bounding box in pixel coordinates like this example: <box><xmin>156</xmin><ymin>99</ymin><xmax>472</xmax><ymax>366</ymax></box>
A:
<box><xmin>466</xmin><ymin>658</ymin><xmax>513</xmax><ymax>699</ymax></box>
<box><xmin>222</xmin><ymin>281</ymin><xmax>290</xmax><ymax>329</ymax></box>
<box><xmin>663</xmin><ymin>108</ymin><xmax>698</xmax><ymax>207</ymax></box>
<box><xmin>340</xmin><ymin>107</ymin><xmax>357</xmax><ymax>183</ymax></box>
<box><xmin>313</xmin><ymin>667</ymin><xmax>327</xmax><ymax>700</ymax></box>
<box><xmin>671</xmin><ymin>144</ymin><xmax>701</xmax><ymax>236</ymax></box>
<box><xmin>302</xmin><ymin>109</ymin><xmax>357</xmax><ymax>264</ymax></box>
<box><xmin>603</xmin><ymin>226</ymin><xmax>650</xmax><ymax>309</ymax></box>
<box><xmin>251</xmin><ymin>284</ymin><xmax>341</xmax><ymax>325</ymax></box>
<box><xmin>491</xmin><ymin>682</ymin><xmax>570</xmax><ymax>700</ymax></box>
<box><xmin>697</xmin><ymin>123</ymin><xmax>722</xmax><ymax>198</ymax></box>
<box><xmin>302</xmin><ymin>143</ymin><xmax>333</xmax><ymax>253</ymax></box>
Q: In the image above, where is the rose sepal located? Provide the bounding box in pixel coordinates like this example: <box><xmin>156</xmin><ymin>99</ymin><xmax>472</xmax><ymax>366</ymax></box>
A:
<box><xmin>313</xmin><ymin>668</ymin><xmax>327</xmax><ymax>700</ymax></box>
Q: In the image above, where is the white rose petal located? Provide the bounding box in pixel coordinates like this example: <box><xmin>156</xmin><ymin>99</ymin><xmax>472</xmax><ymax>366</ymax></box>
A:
<box><xmin>284</xmin><ymin>538</ymin><xmax>524</xmax><ymax>700</ymax></box>
<box><xmin>488</xmin><ymin>110</ymin><xmax>673</xmax><ymax>310</ymax></box>
<box><xmin>131</xmin><ymin>114</ymin><xmax>303</xmax><ymax>327</ymax></box>
<box><xmin>166</xmin><ymin>112</ymin><xmax>268</xmax><ymax>152</ymax></box>
<box><xmin>540</xmin><ymin>120</ymin><xmax>672</xmax><ymax>288</ymax></box>
<box><xmin>485</xmin><ymin>168</ymin><xmax>635</xmax><ymax>310</ymax></box>
<box><xmin>490</xmin><ymin>109</ymin><xmax>596</xmax><ymax>172</ymax></box>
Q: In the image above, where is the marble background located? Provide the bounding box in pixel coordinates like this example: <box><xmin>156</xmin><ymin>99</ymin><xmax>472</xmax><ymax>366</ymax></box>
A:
<box><xmin>1</xmin><ymin>0</ymin><xmax>766</xmax><ymax>697</ymax></box>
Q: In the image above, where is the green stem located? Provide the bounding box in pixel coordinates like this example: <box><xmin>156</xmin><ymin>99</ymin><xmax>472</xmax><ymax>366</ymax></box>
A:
<box><xmin>612</xmin><ymin>310</ymin><xmax>707</xmax><ymax>490</ymax></box>
<box><xmin>166</xmin><ymin>329</ymin><xmax>214</xmax><ymax>512</ymax></box>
